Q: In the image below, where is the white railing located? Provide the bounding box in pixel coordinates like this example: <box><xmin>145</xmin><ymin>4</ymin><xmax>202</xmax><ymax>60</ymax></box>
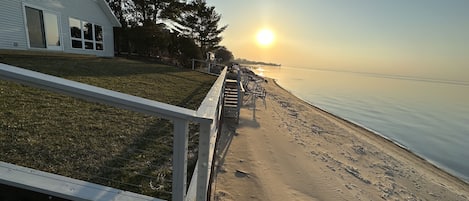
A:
<box><xmin>0</xmin><ymin>63</ymin><xmax>227</xmax><ymax>201</ymax></box>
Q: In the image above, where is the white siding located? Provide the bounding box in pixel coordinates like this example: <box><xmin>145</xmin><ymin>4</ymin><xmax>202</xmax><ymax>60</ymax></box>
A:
<box><xmin>0</xmin><ymin>0</ymin><xmax>117</xmax><ymax>57</ymax></box>
<box><xmin>0</xmin><ymin>0</ymin><xmax>28</xmax><ymax>50</ymax></box>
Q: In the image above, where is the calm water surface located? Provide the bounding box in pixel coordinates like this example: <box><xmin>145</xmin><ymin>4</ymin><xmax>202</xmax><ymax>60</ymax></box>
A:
<box><xmin>255</xmin><ymin>66</ymin><xmax>469</xmax><ymax>182</ymax></box>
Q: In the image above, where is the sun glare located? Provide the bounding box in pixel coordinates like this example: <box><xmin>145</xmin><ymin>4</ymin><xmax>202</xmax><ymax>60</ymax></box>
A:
<box><xmin>256</xmin><ymin>29</ymin><xmax>275</xmax><ymax>46</ymax></box>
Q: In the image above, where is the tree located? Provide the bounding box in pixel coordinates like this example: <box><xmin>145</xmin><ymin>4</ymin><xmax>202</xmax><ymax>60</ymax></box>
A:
<box><xmin>214</xmin><ymin>46</ymin><xmax>233</xmax><ymax>64</ymax></box>
<box><xmin>150</xmin><ymin>0</ymin><xmax>185</xmax><ymax>21</ymax></box>
<box><xmin>106</xmin><ymin>0</ymin><xmax>179</xmax><ymax>55</ymax></box>
<box><xmin>127</xmin><ymin>22</ymin><xmax>172</xmax><ymax>56</ymax></box>
<box><xmin>105</xmin><ymin>0</ymin><xmax>227</xmax><ymax>66</ymax></box>
<box><xmin>172</xmin><ymin>35</ymin><xmax>203</xmax><ymax>67</ymax></box>
<box><xmin>181</xmin><ymin>0</ymin><xmax>227</xmax><ymax>56</ymax></box>
<box><xmin>106</xmin><ymin>0</ymin><xmax>132</xmax><ymax>25</ymax></box>
<box><xmin>132</xmin><ymin>0</ymin><xmax>185</xmax><ymax>24</ymax></box>
<box><xmin>106</xmin><ymin>0</ymin><xmax>134</xmax><ymax>54</ymax></box>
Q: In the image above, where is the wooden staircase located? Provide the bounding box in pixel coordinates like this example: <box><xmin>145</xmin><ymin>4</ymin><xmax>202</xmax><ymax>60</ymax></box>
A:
<box><xmin>223</xmin><ymin>79</ymin><xmax>241</xmax><ymax>122</ymax></box>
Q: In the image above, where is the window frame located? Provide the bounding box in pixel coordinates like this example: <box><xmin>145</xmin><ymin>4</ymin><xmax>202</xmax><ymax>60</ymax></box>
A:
<box><xmin>69</xmin><ymin>17</ymin><xmax>104</xmax><ymax>51</ymax></box>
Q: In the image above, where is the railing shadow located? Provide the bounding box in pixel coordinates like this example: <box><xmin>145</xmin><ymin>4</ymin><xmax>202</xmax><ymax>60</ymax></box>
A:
<box><xmin>213</xmin><ymin>118</ymin><xmax>238</xmax><ymax>172</ymax></box>
<box><xmin>86</xmin><ymin>118</ymin><xmax>175</xmax><ymax>200</ymax></box>
<box><xmin>176</xmin><ymin>80</ymin><xmax>215</xmax><ymax>108</ymax></box>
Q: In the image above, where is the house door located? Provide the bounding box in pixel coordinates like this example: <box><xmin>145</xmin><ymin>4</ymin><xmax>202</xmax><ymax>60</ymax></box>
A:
<box><xmin>25</xmin><ymin>6</ymin><xmax>62</xmax><ymax>50</ymax></box>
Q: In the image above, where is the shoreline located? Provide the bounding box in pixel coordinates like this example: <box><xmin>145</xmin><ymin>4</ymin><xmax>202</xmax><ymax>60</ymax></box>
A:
<box><xmin>271</xmin><ymin>78</ymin><xmax>468</xmax><ymax>185</ymax></box>
<box><xmin>212</xmin><ymin>76</ymin><xmax>469</xmax><ymax>201</ymax></box>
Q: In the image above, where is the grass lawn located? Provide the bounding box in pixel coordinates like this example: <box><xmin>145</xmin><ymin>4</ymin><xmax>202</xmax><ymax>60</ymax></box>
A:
<box><xmin>0</xmin><ymin>50</ymin><xmax>217</xmax><ymax>199</ymax></box>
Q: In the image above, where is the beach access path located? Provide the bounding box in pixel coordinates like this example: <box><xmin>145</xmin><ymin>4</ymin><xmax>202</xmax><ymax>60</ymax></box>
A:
<box><xmin>211</xmin><ymin>78</ymin><xmax>469</xmax><ymax>201</ymax></box>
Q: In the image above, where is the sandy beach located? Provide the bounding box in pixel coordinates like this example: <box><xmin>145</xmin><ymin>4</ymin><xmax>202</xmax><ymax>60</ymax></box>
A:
<box><xmin>211</xmin><ymin>78</ymin><xmax>469</xmax><ymax>201</ymax></box>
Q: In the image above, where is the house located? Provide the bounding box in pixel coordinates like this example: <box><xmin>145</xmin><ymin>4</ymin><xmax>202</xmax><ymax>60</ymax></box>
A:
<box><xmin>0</xmin><ymin>0</ymin><xmax>121</xmax><ymax>57</ymax></box>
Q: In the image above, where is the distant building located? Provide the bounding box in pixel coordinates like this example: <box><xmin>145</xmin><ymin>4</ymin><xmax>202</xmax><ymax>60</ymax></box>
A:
<box><xmin>0</xmin><ymin>0</ymin><xmax>121</xmax><ymax>57</ymax></box>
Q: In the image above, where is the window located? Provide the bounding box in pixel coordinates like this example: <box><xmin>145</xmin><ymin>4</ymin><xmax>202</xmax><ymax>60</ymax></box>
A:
<box><xmin>69</xmin><ymin>18</ymin><xmax>82</xmax><ymax>48</ymax></box>
<box><xmin>43</xmin><ymin>13</ymin><xmax>60</xmax><ymax>47</ymax></box>
<box><xmin>24</xmin><ymin>6</ymin><xmax>61</xmax><ymax>50</ymax></box>
<box><xmin>25</xmin><ymin>7</ymin><xmax>46</xmax><ymax>48</ymax></box>
<box><xmin>69</xmin><ymin>18</ymin><xmax>103</xmax><ymax>51</ymax></box>
<box><xmin>95</xmin><ymin>25</ymin><xmax>103</xmax><ymax>50</ymax></box>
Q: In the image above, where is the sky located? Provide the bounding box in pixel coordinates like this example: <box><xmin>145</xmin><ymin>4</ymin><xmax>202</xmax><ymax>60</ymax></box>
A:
<box><xmin>205</xmin><ymin>0</ymin><xmax>469</xmax><ymax>81</ymax></box>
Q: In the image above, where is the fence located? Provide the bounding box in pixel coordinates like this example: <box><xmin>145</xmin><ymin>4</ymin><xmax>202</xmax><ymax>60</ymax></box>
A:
<box><xmin>0</xmin><ymin>63</ymin><xmax>227</xmax><ymax>201</ymax></box>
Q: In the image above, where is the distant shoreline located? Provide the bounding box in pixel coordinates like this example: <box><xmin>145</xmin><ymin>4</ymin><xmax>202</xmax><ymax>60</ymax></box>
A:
<box><xmin>233</xmin><ymin>58</ymin><xmax>281</xmax><ymax>67</ymax></box>
<box><xmin>238</xmin><ymin>62</ymin><xmax>281</xmax><ymax>67</ymax></box>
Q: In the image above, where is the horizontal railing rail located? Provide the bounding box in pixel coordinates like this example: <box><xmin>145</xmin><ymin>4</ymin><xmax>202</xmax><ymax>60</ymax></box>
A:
<box><xmin>0</xmin><ymin>162</ymin><xmax>163</xmax><ymax>201</ymax></box>
<box><xmin>0</xmin><ymin>63</ymin><xmax>227</xmax><ymax>201</ymax></box>
<box><xmin>188</xmin><ymin>67</ymin><xmax>226</xmax><ymax>201</ymax></box>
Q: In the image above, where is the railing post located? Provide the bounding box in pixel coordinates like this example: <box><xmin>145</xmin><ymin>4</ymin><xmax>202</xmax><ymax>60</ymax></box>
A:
<box><xmin>196</xmin><ymin>122</ymin><xmax>211</xmax><ymax>201</ymax></box>
<box><xmin>192</xmin><ymin>59</ymin><xmax>195</xmax><ymax>70</ymax></box>
<box><xmin>172</xmin><ymin>118</ymin><xmax>189</xmax><ymax>201</ymax></box>
<box><xmin>237</xmin><ymin>71</ymin><xmax>242</xmax><ymax>116</ymax></box>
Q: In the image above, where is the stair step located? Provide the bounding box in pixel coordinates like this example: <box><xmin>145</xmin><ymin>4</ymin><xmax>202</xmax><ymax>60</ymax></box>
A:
<box><xmin>225</xmin><ymin>100</ymin><xmax>238</xmax><ymax>105</ymax></box>
<box><xmin>224</xmin><ymin>104</ymin><xmax>238</xmax><ymax>108</ymax></box>
<box><xmin>224</xmin><ymin>92</ymin><xmax>238</xmax><ymax>96</ymax></box>
<box><xmin>225</xmin><ymin>99</ymin><xmax>238</xmax><ymax>104</ymax></box>
<box><xmin>225</xmin><ymin>96</ymin><xmax>238</xmax><ymax>101</ymax></box>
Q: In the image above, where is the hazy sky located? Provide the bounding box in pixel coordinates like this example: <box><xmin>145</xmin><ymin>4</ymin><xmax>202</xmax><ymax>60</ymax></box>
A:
<box><xmin>205</xmin><ymin>0</ymin><xmax>469</xmax><ymax>81</ymax></box>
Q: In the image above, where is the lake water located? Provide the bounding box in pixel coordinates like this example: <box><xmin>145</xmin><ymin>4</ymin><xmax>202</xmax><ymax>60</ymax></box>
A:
<box><xmin>253</xmin><ymin>66</ymin><xmax>469</xmax><ymax>183</ymax></box>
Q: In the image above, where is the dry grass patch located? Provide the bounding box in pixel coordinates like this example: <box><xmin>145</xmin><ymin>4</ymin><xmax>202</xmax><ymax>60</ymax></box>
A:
<box><xmin>0</xmin><ymin>50</ymin><xmax>216</xmax><ymax>199</ymax></box>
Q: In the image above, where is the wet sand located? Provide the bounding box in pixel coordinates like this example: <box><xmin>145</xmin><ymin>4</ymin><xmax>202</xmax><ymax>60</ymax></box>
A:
<box><xmin>211</xmin><ymin>78</ymin><xmax>469</xmax><ymax>201</ymax></box>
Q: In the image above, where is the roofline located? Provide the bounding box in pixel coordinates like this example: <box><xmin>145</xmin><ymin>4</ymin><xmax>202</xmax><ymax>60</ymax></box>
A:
<box><xmin>96</xmin><ymin>0</ymin><xmax>122</xmax><ymax>27</ymax></box>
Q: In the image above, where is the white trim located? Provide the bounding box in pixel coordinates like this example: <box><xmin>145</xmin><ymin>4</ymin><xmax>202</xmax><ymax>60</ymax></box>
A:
<box><xmin>22</xmin><ymin>2</ymin><xmax>64</xmax><ymax>51</ymax></box>
<box><xmin>22</xmin><ymin>3</ymin><xmax>31</xmax><ymax>49</ymax></box>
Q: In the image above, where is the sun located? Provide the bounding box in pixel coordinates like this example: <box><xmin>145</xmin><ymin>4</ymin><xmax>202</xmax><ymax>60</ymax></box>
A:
<box><xmin>256</xmin><ymin>29</ymin><xmax>275</xmax><ymax>46</ymax></box>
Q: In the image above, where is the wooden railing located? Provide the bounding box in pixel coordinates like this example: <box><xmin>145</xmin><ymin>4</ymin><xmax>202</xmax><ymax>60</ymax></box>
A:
<box><xmin>0</xmin><ymin>63</ymin><xmax>227</xmax><ymax>201</ymax></box>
